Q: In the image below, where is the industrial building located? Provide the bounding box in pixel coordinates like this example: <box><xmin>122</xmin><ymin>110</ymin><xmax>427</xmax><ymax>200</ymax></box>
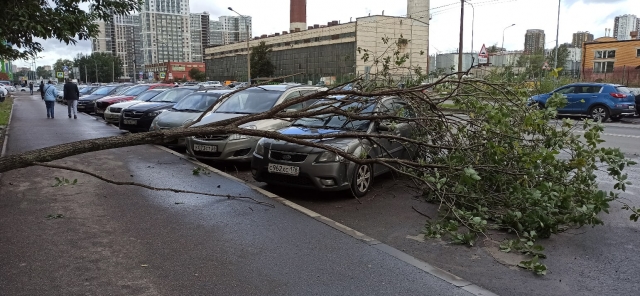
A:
<box><xmin>203</xmin><ymin>0</ymin><xmax>430</xmax><ymax>83</ymax></box>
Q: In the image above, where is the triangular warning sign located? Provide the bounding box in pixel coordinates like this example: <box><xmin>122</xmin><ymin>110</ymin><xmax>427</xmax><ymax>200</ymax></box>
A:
<box><xmin>479</xmin><ymin>44</ymin><xmax>488</xmax><ymax>58</ymax></box>
<box><xmin>542</xmin><ymin>61</ymin><xmax>550</xmax><ymax>70</ymax></box>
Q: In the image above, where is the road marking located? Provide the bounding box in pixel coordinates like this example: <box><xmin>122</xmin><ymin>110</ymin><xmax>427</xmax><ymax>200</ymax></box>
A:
<box><xmin>571</xmin><ymin>130</ymin><xmax>640</xmax><ymax>139</ymax></box>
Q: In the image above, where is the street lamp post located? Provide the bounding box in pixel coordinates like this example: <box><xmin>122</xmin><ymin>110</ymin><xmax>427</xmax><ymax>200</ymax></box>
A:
<box><xmin>228</xmin><ymin>7</ymin><xmax>251</xmax><ymax>84</ymax></box>
<box><xmin>465</xmin><ymin>0</ymin><xmax>475</xmax><ymax>55</ymax></box>
<box><xmin>502</xmin><ymin>24</ymin><xmax>516</xmax><ymax>53</ymax></box>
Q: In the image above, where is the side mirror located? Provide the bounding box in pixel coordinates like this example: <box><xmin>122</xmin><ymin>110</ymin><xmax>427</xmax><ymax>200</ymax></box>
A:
<box><xmin>377</xmin><ymin>124</ymin><xmax>390</xmax><ymax>132</ymax></box>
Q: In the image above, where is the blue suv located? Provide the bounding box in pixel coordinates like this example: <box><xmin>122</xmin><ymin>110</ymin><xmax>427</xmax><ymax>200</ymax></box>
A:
<box><xmin>529</xmin><ymin>83</ymin><xmax>636</xmax><ymax>122</ymax></box>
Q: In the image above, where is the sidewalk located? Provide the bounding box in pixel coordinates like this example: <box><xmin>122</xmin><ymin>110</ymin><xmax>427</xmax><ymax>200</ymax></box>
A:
<box><xmin>0</xmin><ymin>96</ymin><xmax>480</xmax><ymax>295</ymax></box>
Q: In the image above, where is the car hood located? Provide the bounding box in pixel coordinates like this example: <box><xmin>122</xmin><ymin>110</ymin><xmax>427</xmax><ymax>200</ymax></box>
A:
<box><xmin>79</xmin><ymin>94</ymin><xmax>107</xmax><ymax>101</ymax></box>
<box><xmin>261</xmin><ymin>126</ymin><xmax>356</xmax><ymax>153</ymax></box>
<box><xmin>155</xmin><ymin>110</ymin><xmax>202</xmax><ymax>128</ymax></box>
<box><xmin>97</xmin><ymin>95</ymin><xmax>134</xmax><ymax>103</ymax></box>
<box><xmin>191</xmin><ymin>112</ymin><xmax>286</xmax><ymax>130</ymax></box>
<box><xmin>98</xmin><ymin>96</ymin><xmax>134</xmax><ymax>102</ymax></box>
<box><xmin>110</xmin><ymin>100</ymin><xmax>144</xmax><ymax>109</ymax></box>
<box><xmin>125</xmin><ymin>102</ymin><xmax>175</xmax><ymax>112</ymax></box>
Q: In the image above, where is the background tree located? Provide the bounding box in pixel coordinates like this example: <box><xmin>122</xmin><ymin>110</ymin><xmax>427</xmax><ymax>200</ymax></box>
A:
<box><xmin>188</xmin><ymin>68</ymin><xmax>206</xmax><ymax>81</ymax></box>
<box><xmin>74</xmin><ymin>53</ymin><xmax>123</xmax><ymax>83</ymax></box>
<box><xmin>546</xmin><ymin>44</ymin><xmax>570</xmax><ymax>72</ymax></box>
<box><xmin>487</xmin><ymin>44</ymin><xmax>502</xmax><ymax>54</ymax></box>
<box><xmin>0</xmin><ymin>0</ymin><xmax>141</xmax><ymax>60</ymax></box>
<box><xmin>250</xmin><ymin>41</ymin><xmax>275</xmax><ymax>79</ymax></box>
<box><xmin>517</xmin><ymin>50</ymin><xmax>546</xmax><ymax>79</ymax></box>
<box><xmin>36</xmin><ymin>66</ymin><xmax>51</xmax><ymax>79</ymax></box>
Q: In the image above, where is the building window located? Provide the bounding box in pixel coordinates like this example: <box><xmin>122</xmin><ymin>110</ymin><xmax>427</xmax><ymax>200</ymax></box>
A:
<box><xmin>637</xmin><ymin>48</ymin><xmax>640</xmax><ymax>57</ymax></box>
<box><xmin>594</xmin><ymin>61</ymin><xmax>614</xmax><ymax>73</ymax></box>
<box><xmin>594</xmin><ymin>50</ymin><xmax>615</xmax><ymax>59</ymax></box>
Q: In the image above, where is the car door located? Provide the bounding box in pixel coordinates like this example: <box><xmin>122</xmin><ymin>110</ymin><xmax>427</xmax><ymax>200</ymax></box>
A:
<box><xmin>553</xmin><ymin>86</ymin><xmax>577</xmax><ymax>113</ymax></box>
<box><xmin>578</xmin><ymin>85</ymin><xmax>603</xmax><ymax>113</ymax></box>
<box><xmin>370</xmin><ymin>98</ymin><xmax>402</xmax><ymax>175</ymax></box>
<box><xmin>273</xmin><ymin>91</ymin><xmax>304</xmax><ymax>130</ymax></box>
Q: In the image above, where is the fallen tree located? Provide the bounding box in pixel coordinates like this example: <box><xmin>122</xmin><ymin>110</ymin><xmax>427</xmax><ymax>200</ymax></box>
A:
<box><xmin>1</xmin><ymin>23</ymin><xmax>636</xmax><ymax>274</ymax></box>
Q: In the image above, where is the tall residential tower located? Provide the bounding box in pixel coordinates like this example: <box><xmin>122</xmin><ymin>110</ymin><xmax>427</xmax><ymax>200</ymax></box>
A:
<box><xmin>524</xmin><ymin>29</ymin><xmax>545</xmax><ymax>54</ymax></box>
<box><xmin>140</xmin><ymin>0</ymin><xmax>191</xmax><ymax>65</ymax></box>
<box><xmin>613</xmin><ymin>14</ymin><xmax>639</xmax><ymax>40</ymax></box>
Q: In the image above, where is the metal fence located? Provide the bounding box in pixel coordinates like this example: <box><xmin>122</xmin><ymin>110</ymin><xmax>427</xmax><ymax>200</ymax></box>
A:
<box><xmin>581</xmin><ymin>66</ymin><xmax>640</xmax><ymax>87</ymax></box>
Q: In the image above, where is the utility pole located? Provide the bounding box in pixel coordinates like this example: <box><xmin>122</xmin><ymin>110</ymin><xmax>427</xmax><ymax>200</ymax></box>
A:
<box><xmin>553</xmin><ymin>0</ymin><xmax>561</xmax><ymax>69</ymax></box>
<box><xmin>457</xmin><ymin>0</ymin><xmax>465</xmax><ymax>78</ymax></box>
<box><xmin>112</xmin><ymin>59</ymin><xmax>115</xmax><ymax>83</ymax></box>
<box><xmin>85</xmin><ymin>65</ymin><xmax>88</xmax><ymax>83</ymax></box>
<box><xmin>95</xmin><ymin>62</ymin><xmax>98</xmax><ymax>83</ymax></box>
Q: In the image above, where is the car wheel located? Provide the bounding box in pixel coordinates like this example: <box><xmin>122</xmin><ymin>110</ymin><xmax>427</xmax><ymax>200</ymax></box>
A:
<box><xmin>589</xmin><ymin>106</ymin><xmax>609</xmax><ymax>122</ymax></box>
<box><xmin>537</xmin><ymin>102</ymin><xmax>545</xmax><ymax>110</ymax></box>
<box><xmin>350</xmin><ymin>163</ymin><xmax>373</xmax><ymax>198</ymax></box>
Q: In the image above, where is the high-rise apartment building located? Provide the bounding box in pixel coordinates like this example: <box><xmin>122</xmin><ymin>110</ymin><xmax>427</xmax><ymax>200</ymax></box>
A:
<box><xmin>572</xmin><ymin>31</ymin><xmax>594</xmax><ymax>48</ymax></box>
<box><xmin>140</xmin><ymin>0</ymin><xmax>191</xmax><ymax>65</ymax></box>
<box><xmin>613</xmin><ymin>14</ymin><xmax>639</xmax><ymax>40</ymax></box>
<box><xmin>91</xmin><ymin>15</ymin><xmax>143</xmax><ymax>79</ymax></box>
<box><xmin>208</xmin><ymin>15</ymin><xmax>253</xmax><ymax>46</ymax></box>
<box><xmin>524</xmin><ymin>29</ymin><xmax>545</xmax><ymax>54</ymax></box>
<box><xmin>190</xmin><ymin>12</ymin><xmax>210</xmax><ymax>62</ymax></box>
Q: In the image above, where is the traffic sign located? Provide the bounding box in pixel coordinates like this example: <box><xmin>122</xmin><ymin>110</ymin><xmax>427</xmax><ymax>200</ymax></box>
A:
<box><xmin>56</xmin><ymin>72</ymin><xmax>64</xmax><ymax>78</ymax></box>
<box><xmin>159</xmin><ymin>72</ymin><xmax>166</xmax><ymax>79</ymax></box>
<box><xmin>478</xmin><ymin>44</ymin><xmax>488</xmax><ymax>64</ymax></box>
<box><xmin>63</xmin><ymin>66</ymin><xmax>69</xmax><ymax>72</ymax></box>
<box><xmin>168</xmin><ymin>72</ymin><xmax>173</xmax><ymax>80</ymax></box>
<box><xmin>542</xmin><ymin>62</ymin><xmax>550</xmax><ymax>70</ymax></box>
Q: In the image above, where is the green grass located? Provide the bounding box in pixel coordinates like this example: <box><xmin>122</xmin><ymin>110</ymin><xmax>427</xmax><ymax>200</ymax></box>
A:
<box><xmin>0</xmin><ymin>96</ymin><xmax>14</xmax><ymax>126</ymax></box>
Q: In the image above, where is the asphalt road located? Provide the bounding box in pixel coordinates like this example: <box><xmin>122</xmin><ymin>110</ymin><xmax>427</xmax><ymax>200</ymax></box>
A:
<box><xmin>0</xmin><ymin>96</ymin><xmax>474</xmax><ymax>295</ymax></box>
<box><xmin>209</xmin><ymin>117</ymin><xmax>640</xmax><ymax>296</ymax></box>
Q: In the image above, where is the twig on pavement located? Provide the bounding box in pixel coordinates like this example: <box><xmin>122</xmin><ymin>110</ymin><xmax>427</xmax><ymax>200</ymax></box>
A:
<box><xmin>412</xmin><ymin>206</ymin><xmax>432</xmax><ymax>219</ymax></box>
<box><xmin>34</xmin><ymin>162</ymin><xmax>275</xmax><ymax>208</ymax></box>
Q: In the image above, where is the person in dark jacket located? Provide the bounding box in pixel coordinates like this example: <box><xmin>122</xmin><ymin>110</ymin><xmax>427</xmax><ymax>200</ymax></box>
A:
<box><xmin>39</xmin><ymin>80</ymin><xmax>45</xmax><ymax>100</ymax></box>
<box><xmin>63</xmin><ymin>78</ymin><xmax>80</xmax><ymax>119</ymax></box>
<box><xmin>29</xmin><ymin>82</ymin><xmax>34</xmax><ymax>95</ymax></box>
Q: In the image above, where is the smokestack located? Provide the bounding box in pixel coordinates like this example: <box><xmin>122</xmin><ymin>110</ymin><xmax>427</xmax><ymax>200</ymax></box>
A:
<box><xmin>290</xmin><ymin>0</ymin><xmax>307</xmax><ymax>32</ymax></box>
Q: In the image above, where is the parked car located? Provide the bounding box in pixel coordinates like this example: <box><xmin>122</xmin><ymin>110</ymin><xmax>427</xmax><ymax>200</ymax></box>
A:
<box><xmin>149</xmin><ymin>89</ymin><xmax>232</xmax><ymax>146</ymax></box>
<box><xmin>182</xmin><ymin>82</ymin><xmax>198</xmax><ymax>86</ymax></box>
<box><xmin>629</xmin><ymin>87</ymin><xmax>640</xmax><ymax>116</ymax></box>
<box><xmin>185</xmin><ymin>84</ymin><xmax>324</xmax><ymax>161</ymax></box>
<box><xmin>251</xmin><ymin>96</ymin><xmax>415</xmax><ymax>197</ymax></box>
<box><xmin>119</xmin><ymin>87</ymin><xmax>200</xmax><ymax>132</ymax></box>
<box><xmin>94</xmin><ymin>84</ymin><xmax>173</xmax><ymax>117</ymax></box>
<box><xmin>104</xmin><ymin>89</ymin><xmax>165</xmax><ymax>124</ymax></box>
<box><xmin>199</xmin><ymin>81</ymin><xmax>223</xmax><ymax>87</ymax></box>
<box><xmin>529</xmin><ymin>83</ymin><xmax>635</xmax><ymax>122</ymax></box>
<box><xmin>0</xmin><ymin>81</ymin><xmax>15</xmax><ymax>92</ymax></box>
<box><xmin>77</xmin><ymin>84</ymin><xmax>133</xmax><ymax>113</ymax></box>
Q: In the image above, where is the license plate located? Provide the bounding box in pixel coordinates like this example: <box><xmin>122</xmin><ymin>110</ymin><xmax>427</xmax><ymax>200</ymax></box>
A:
<box><xmin>78</xmin><ymin>105</ymin><xmax>85</xmax><ymax>109</ymax></box>
<box><xmin>193</xmin><ymin>144</ymin><xmax>218</xmax><ymax>152</ymax></box>
<box><xmin>268</xmin><ymin>163</ymin><xmax>300</xmax><ymax>176</ymax></box>
<box><xmin>124</xmin><ymin>119</ymin><xmax>137</xmax><ymax>125</ymax></box>
<box><xmin>629</xmin><ymin>106</ymin><xmax>635</xmax><ymax>110</ymax></box>
<box><xmin>96</xmin><ymin>108</ymin><xmax>104</xmax><ymax>114</ymax></box>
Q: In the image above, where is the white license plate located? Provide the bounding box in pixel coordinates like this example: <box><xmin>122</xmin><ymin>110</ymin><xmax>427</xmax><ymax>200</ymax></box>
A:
<box><xmin>96</xmin><ymin>108</ymin><xmax>104</xmax><ymax>114</ymax></box>
<box><xmin>193</xmin><ymin>144</ymin><xmax>218</xmax><ymax>152</ymax></box>
<box><xmin>629</xmin><ymin>106</ymin><xmax>635</xmax><ymax>110</ymax></box>
<box><xmin>77</xmin><ymin>105</ymin><xmax>85</xmax><ymax>109</ymax></box>
<box><xmin>268</xmin><ymin>163</ymin><xmax>300</xmax><ymax>176</ymax></box>
<box><xmin>123</xmin><ymin>119</ymin><xmax>137</xmax><ymax>125</ymax></box>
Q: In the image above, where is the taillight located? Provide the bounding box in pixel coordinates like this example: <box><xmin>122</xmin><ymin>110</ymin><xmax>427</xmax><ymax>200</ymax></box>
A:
<box><xmin>610</xmin><ymin>93</ymin><xmax>626</xmax><ymax>99</ymax></box>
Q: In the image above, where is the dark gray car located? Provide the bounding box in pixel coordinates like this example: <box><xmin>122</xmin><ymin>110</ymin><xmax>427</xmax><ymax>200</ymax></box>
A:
<box><xmin>150</xmin><ymin>89</ymin><xmax>232</xmax><ymax>146</ymax></box>
<box><xmin>251</xmin><ymin>96</ymin><xmax>415</xmax><ymax>197</ymax></box>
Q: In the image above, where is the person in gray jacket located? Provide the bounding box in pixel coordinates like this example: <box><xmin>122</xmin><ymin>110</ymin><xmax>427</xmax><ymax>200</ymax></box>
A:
<box><xmin>42</xmin><ymin>81</ymin><xmax>58</xmax><ymax>119</ymax></box>
<box><xmin>63</xmin><ymin>78</ymin><xmax>80</xmax><ymax>119</ymax></box>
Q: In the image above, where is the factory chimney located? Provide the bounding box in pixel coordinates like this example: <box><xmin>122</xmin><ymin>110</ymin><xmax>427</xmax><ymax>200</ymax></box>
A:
<box><xmin>290</xmin><ymin>0</ymin><xmax>307</xmax><ymax>32</ymax></box>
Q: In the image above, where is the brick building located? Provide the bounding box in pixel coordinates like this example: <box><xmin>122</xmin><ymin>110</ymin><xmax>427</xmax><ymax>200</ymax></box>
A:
<box><xmin>145</xmin><ymin>61</ymin><xmax>206</xmax><ymax>82</ymax></box>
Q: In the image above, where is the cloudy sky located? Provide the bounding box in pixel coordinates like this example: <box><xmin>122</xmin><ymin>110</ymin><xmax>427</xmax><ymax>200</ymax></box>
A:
<box><xmin>16</xmin><ymin>0</ymin><xmax>637</xmax><ymax>68</ymax></box>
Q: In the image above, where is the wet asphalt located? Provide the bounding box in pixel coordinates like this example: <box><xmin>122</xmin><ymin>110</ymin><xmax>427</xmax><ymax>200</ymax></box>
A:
<box><xmin>0</xmin><ymin>95</ymin><xmax>474</xmax><ymax>295</ymax></box>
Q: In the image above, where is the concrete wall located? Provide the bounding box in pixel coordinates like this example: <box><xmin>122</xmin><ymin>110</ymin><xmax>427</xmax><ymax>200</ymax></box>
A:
<box><xmin>355</xmin><ymin>16</ymin><xmax>429</xmax><ymax>79</ymax></box>
<box><xmin>434</xmin><ymin>53</ymin><xmax>478</xmax><ymax>73</ymax></box>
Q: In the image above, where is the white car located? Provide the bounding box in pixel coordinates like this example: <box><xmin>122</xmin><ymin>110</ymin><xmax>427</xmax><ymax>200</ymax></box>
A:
<box><xmin>104</xmin><ymin>89</ymin><xmax>166</xmax><ymax>124</ymax></box>
<box><xmin>0</xmin><ymin>85</ymin><xmax>8</xmax><ymax>97</ymax></box>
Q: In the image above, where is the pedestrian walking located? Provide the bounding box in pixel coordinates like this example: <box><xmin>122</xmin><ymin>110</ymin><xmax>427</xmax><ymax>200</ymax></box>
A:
<box><xmin>39</xmin><ymin>80</ymin><xmax>45</xmax><ymax>100</ymax></box>
<box><xmin>29</xmin><ymin>82</ymin><xmax>34</xmax><ymax>95</ymax></box>
<box><xmin>42</xmin><ymin>81</ymin><xmax>58</xmax><ymax>119</ymax></box>
<box><xmin>63</xmin><ymin>78</ymin><xmax>80</xmax><ymax>119</ymax></box>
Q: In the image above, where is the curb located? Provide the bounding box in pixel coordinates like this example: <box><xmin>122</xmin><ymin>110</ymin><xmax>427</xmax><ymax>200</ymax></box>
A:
<box><xmin>1</xmin><ymin>97</ymin><xmax>16</xmax><ymax>158</ymax></box>
<box><xmin>153</xmin><ymin>144</ymin><xmax>499</xmax><ymax>296</ymax></box>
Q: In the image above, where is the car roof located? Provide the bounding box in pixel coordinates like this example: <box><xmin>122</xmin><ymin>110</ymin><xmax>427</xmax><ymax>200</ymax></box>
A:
<box><xmin>198</xmin><ymin>89</ymin><xmax>233</xmax><ymax>94</ymax></box>
<box><xmin>569</xmin><ymin>82</ymin><xmax>620</xmax><ymax>86</ymax></box>
<box><xmin>247</xmin><ymin>85</ymin><xmax>318</xmax><ymax>91</ymax></box>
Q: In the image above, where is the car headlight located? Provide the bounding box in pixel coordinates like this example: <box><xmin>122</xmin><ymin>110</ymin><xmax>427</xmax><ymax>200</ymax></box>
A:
<box><xmin>316</xmin><ymin>151</ymin><xmax>344</xmax><ymax>163</ymax></box>
<box><xmin>146</xmin><ymin>110</ymin><xmax>166</xmax><ymax>117</ymax></box>
<box><xmin>255</xmin><ymin>141</ymin><xmax>265</xmax><ymax>156</ymax></box>
<box><xmin>229</xmin><ymin>125</ymin><xmax>257</xmax><ymax>141</ymax></box>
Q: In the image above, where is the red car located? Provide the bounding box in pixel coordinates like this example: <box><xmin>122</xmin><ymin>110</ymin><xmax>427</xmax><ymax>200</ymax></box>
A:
<box><xmin>95</xmin><ymin>84</ymin><xmax>173</xmax><ymax>116</ymax></box>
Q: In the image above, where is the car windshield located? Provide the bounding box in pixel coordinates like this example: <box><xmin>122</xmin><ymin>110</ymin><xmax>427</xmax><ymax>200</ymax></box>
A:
<box><xmin>615</xmin><ymin>86</ymin><xmax>632</xmax><ymax>93</ymax></box>
<box><xmin>114</xmin><ymin>85</ymin><xmax>133</xmax><ymax>95</ymax></box>
<box><xmin>80</xmin><ymin>87</ymin><xmax>97</xmax><ymax>95</ymax></box>
<box><xmin>292</xmin><ymin>100</ymin><xmax>376</xmax><ymax>131</ymax></box>
<box><xmin>122</xmin><ymin>85</ymin><xmax>151</xmax><ymax>96</ymax></box>
<box><xmin>173</xmin><ymin>93</ymin><xmax>227</xmax><ymax>112</ymax></box>
<box><xmin>214</xmin><ymin>89</ymin><xmax>283</xmax><ymax>114</ymax></box>
<box><xmin>135</xmin><ymin>90</ymin><xmax>162</xmax><ymax>101</ymax></box>
<box><xmin>93</xmin><ymin>86</ymin><xmax>117</xmax><ymax>95</ymax></box>
<box><xmin>149</xmin><ymin>88</ymin><xmax>196</xmax><ymax>103</ymax></box>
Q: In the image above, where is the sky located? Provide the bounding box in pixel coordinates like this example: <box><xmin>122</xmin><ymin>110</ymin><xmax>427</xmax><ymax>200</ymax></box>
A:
<box><xmin>15</xmin><ymin>0</ymin><xmax>637</xmax><ymax>68</ymax></box>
